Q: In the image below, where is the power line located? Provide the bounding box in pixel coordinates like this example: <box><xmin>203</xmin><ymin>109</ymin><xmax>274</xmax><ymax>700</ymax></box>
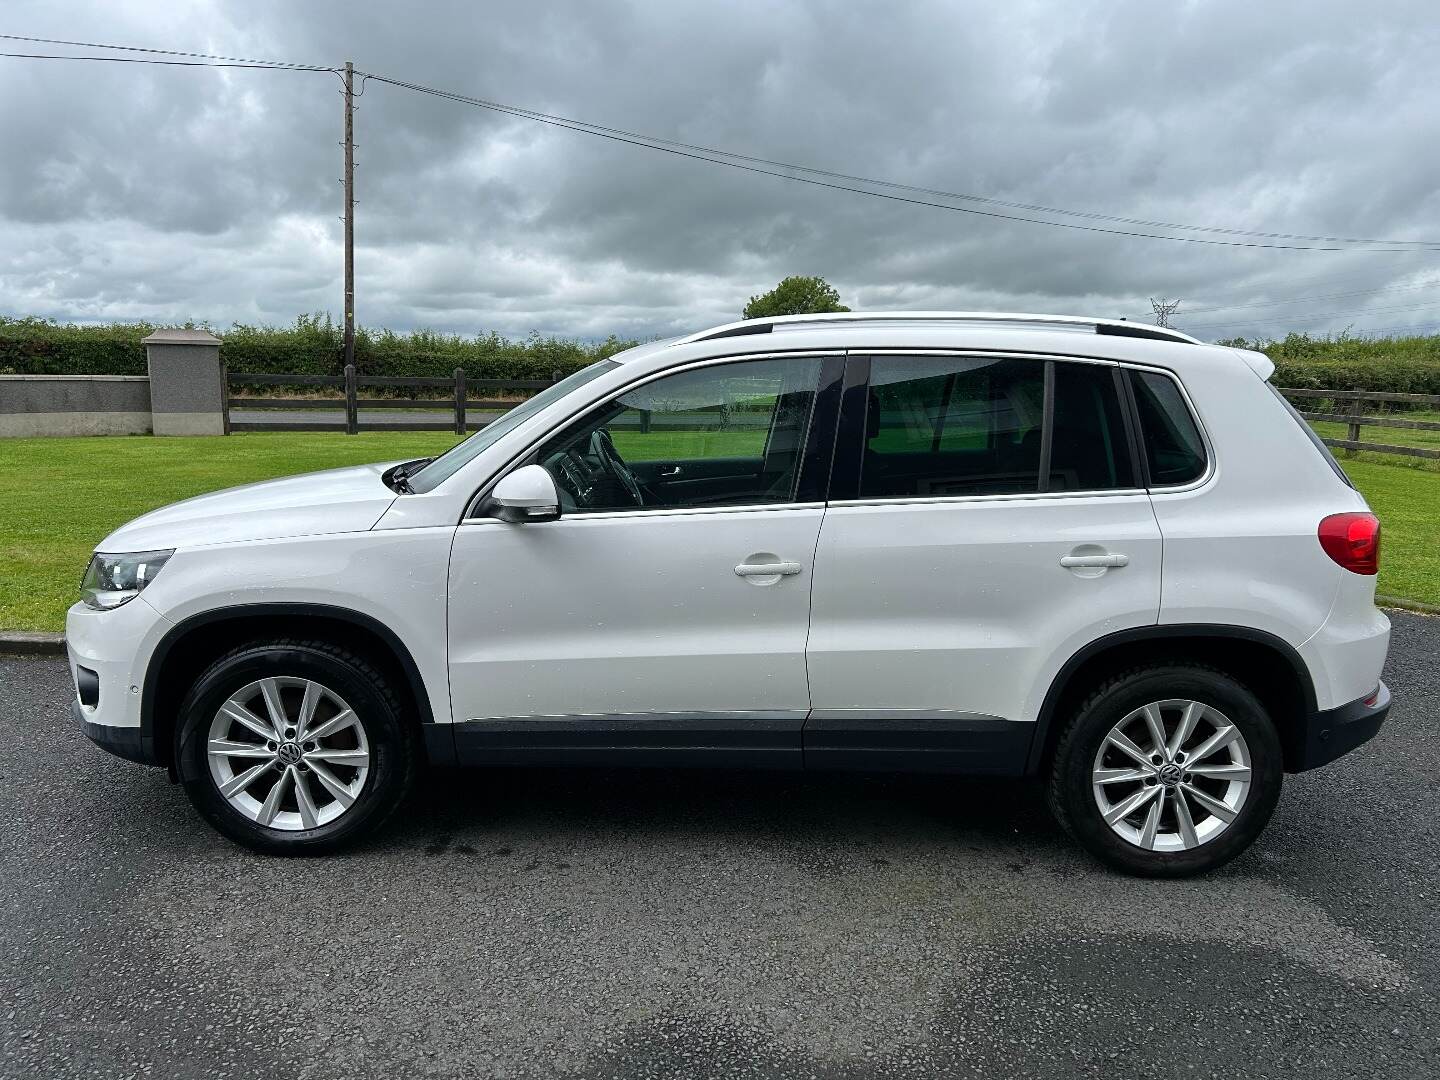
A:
<box><xmin>0</xmin><ymin>32</ymin><xmax>332</xmax><ymax>70</ymax></box>
<box><xmin>1161</xmin><ymin>278</ymin><xmax>1440</xmax><ymax>316</ymax></box>
<box><xmin>0</xmin><ymin>51</ymin><xmax>335</xmax><ymax>70</ymax></box>
<box><xmin>1218</xmin><ymin>319</ymin><xmax>1440</xmax><ymax>341</ymax></box>
<box><xmin>1184</xmin><ymin>298</ymin><xmax>1440</xmax><ymax>331</ymax></box>
<box><xmin>357</xmin><ymin>70</ymin><xmax>1440</xmax><ymax>250</ymax></box>
<box><xmin>5</xmin><ymin>36</ymin><xmax>1435</xmax><ymax>252</ymax></box>
<box><xmin>1344</xmin><ymin>320</ymin><xmax>1440</xmax><ymax>336</ymax></box>
<box><xmin>357</xmin><ymin>69</ymin><xmax>1440</xmax><ymax>254</ymax></box>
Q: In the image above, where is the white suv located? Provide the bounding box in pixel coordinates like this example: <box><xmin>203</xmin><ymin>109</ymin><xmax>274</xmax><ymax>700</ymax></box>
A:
<box><xmin>67</xmin><ymin>312</ymin><xmax>1391</xmax><ymax>875</ymax></box>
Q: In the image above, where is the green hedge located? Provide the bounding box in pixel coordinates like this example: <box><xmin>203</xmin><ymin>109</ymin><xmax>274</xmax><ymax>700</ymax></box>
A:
<box><xmin>1219</xmin><ymin>332</ymin><xmax>1440</xmax><ymax>397</ymax></box>
<box><xmin>0</xmin><ymin>314</ymin><xmax>638</xmax><ymax>381</ymax></box>
<box><xmin>5</xmin><ymin>316</ymin><xmax>1438</xmax><ymax>397</ymax></box>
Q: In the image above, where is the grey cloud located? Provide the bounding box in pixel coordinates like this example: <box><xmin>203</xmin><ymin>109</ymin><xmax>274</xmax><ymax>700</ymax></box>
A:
<box><xmin>2</xmin><ymin>0</ymin><xmax>1439</xmax><ymax>342</ymax></box>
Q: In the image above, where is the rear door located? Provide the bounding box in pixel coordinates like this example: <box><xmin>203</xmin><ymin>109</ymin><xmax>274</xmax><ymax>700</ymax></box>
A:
<box><xmin>803</xmin><ymin>353</ymin><xmax>1162</xmax><ymax>773</ymax></box>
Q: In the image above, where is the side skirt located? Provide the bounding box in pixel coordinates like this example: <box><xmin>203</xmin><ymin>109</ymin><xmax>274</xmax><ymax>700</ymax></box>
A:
<box><xmin>443</xmin><ymin>711</ymin><xmax>1034</xmax><ymax>776</ymax></box>
<box><xmin>451</xmin><ymin>713</ymin><xmax>804</xmax><ymax>770</ymax></box>
<box><xmin>803</xmin><ymin>712</ymin><xmax>1032</xmax><ymax>775</ymax></box>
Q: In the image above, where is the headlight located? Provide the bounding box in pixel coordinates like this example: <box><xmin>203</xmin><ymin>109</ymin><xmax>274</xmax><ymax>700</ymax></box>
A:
<box><xmin>80</xmin><ymin>550</ymin><xmax>174</xmax><ymax>610</ymax></box>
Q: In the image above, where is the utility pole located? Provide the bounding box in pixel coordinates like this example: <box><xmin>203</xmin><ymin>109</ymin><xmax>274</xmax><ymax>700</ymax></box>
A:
<box><xmin>343</xmin><ymin>60</ymin><xmax>355</xmax><ymax>372</ymax></box>
<box><xmin>1150</xmin><ymin>297</ymin><xmax>1181</xmax><ymax>328</ymax></box>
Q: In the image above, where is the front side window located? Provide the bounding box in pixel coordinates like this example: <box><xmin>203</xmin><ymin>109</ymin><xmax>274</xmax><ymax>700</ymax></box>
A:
<box><xmin>1128</xmin><ymin>369</ymin><xmax>1207</xmax><ymax>486</ymax></box>
<box><xmin>534</xmin><ymin>356</ymin><xmax>823</xmax><ymax>513</ymax></box>
<box><xmin>408</xmin><ymin>360</ymin><xmax>618</xmax><ymax>492</ymax></box>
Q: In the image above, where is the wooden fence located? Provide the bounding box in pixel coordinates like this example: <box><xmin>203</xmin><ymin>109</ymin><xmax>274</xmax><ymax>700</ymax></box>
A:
<box><xmin>222</xmin><ymin>372</ymin><xmax>1439</xmax><ymax>459</ymax></box>
<box><xmin>1277</xmin><ymin>388</ymin><xmax>1440</xmax><ymax>461</ymax></box>
<box><xmin>225</xmin><ymin>365</ymin><xmax>561</xmax><ymax>434</ymax></box>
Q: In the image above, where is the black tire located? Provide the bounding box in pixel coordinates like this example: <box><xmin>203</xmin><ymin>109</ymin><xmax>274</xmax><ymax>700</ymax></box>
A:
<box><xmin>1047</xmin><ymin>663</ymin><xmax>1283</xmax><ymax>878</ymax></box>
<box><xmin>175</xmin><ymin>639</ymin><xmax>418</xmax><ymax>855</ymax></box>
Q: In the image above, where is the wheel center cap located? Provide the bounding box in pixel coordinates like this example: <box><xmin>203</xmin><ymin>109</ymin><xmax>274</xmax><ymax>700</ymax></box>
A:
<box><xmin>276</xmin><ymin>741</ymin><xmax>303</xmax><ymax>766</ymax></box>
<box><xmin>1157</xmin><ymin>763</ymin><xmax>1183</xmax><ymax>786</ymax></box>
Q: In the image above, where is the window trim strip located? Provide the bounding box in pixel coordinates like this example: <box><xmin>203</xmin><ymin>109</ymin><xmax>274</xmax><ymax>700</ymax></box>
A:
<box><xmin>1037</xmin><ymin>359</ymin><xmax>1056</xmax><ymax>493</ymax></box>
<box><xmin>1113</xmin><ymin>364</ymin><xmax>1147</xmax><ymax>488</ymax></box>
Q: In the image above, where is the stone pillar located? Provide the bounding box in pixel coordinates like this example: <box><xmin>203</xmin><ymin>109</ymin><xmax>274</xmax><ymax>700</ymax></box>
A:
<box><xmin>142</xmin><ymin>329</ymin><xmax>225</xmax><ymax>436</ymax></box>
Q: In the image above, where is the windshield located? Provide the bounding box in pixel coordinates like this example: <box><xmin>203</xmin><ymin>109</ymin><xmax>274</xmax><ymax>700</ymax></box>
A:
<box><xmin>407</xmin><ymin>360</ymin><xmax>619</xmax><ymax>493</ymax></box>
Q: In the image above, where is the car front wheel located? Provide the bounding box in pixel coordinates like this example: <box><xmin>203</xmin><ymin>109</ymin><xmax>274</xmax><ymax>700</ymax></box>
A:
<box><xmin>175</xmin><ymin>640</ymin><xmax>417</xmax><ymax>854</ymax></box>
<box><xmin>1048</xmin><ymin>663</ymin><xmax>1283</xmax><ymax>877</ymax></box>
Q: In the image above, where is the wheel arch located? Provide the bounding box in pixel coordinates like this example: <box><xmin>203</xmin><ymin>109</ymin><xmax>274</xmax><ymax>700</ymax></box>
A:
<box><xmin>1027</xmin><ymin>625</ymin><xmax>1318</xmax><ymax>776</ymax></box>
<box><xmin>143</xmin><ymin>603</ymin><xmax>437</xmax><ymax>772</ymax></box>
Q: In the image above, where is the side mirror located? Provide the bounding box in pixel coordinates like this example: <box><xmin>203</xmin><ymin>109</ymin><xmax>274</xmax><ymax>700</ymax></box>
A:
<box><xmin>488</xmin><ymin>464</ymin><xmax>562</xmax><ymax>523</ymax></box>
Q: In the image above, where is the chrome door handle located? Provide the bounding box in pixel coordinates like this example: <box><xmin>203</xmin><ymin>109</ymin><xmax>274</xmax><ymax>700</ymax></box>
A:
<box><xmin>658</xmin><ymin>465</ymin><xmax>682</xmax><ymax>478</ymax></box>
<box><xmin>735</xmin><ymin>561</ymin><xmax>802</xmax><ymax>577</ymax></box>
<box><xmin>1059</xmin><ymin>553</ymin><xmax>1129</xmax><ymax>568</ymax></box>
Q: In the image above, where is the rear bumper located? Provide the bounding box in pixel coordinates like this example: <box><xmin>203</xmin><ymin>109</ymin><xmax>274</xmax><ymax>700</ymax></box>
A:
<box><xmin>74</xmin><ymin>699</ymin><xmax>159</xmax><ymax>766</ymax></box>
<box><xmin>1288</xmin><ymin>681</ymin><xmax>1390</xmax><ymax>773</ymax></box>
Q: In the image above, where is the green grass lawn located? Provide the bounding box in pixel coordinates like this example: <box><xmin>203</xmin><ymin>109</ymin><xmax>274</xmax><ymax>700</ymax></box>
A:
<box><xmin>1</xmin><ymin>430</ymin><xmax>1436</xmax><ymax>632</ymax></box>
<box><xmin>1337</xmin><ymin>459</ymin><xmax>1440</xmax><ymax>607</ymax></box>
<box><xmin>0</xmin><ymin>432</ymin><xmax>464</xmax><ymax>633</ymax></box>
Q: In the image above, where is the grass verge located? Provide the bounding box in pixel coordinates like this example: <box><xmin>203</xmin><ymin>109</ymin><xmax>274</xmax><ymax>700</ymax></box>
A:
<box><xmin>0</xmin><ymin>431</ymin><xmax>1435</xmax><ymax>632</ymax></box>
<box><xmin>0</xmin><ymin>432</ymin><xmax>463</xmax><ymax>633</ymax></box>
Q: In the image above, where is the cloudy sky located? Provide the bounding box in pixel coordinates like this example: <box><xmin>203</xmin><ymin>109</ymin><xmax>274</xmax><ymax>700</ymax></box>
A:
<box><xmin>2</xmin><ymin>0</ymin><xmax>1439</xmax><ymax>343</ymax></box>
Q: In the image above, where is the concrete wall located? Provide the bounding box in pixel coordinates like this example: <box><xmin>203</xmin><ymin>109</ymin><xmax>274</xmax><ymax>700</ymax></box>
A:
<box><xmin>143</xmin><ymin>329</ymin><xmax>225</xmax><ymax>436</ymax></box>
<box><xmin>0</xmin><ymin>375</ymin><xmax>153</xmax><ymax>437</ymax></box>
<box><xmin>1</xmin><ymin>328</ymin><xmax>229</xmax><ymax>438</ymax></box>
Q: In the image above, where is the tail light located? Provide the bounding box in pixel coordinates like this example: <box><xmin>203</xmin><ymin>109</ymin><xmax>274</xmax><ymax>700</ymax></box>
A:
<box><xmin>1318</xmin><ymin>512</ymin><xmax>1380</xmax><ymax>575</ymax></box>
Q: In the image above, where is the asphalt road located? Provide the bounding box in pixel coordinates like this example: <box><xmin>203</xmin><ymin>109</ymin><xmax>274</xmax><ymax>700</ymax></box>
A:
<box><xmin>2</xmin><ymin>613</ymin><xmax>1437</xmax><ymax>1079</ymax></box>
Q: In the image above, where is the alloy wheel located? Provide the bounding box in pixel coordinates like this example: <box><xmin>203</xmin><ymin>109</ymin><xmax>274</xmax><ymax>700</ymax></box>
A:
<box><xmin>1091</xmin><ymin>698</ymin><xmax>1252</xmax><ymax>852</ymax></box>
<box><xmin>205</xmin><ymin>677</ymin><xmax>370</xmax><ymax>831</ymax></box>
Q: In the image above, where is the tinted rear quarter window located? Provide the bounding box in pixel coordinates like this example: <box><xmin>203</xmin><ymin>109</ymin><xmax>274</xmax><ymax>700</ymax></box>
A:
<box><xmin>1050</xmin><ymin>362</ymin><xmax>1135</xmax><ymax>491</ymax></box>
<box><xmin>1128</xmin><ymin>370</ymin><xmax>1207</xmax><ymax>486</ymax></box>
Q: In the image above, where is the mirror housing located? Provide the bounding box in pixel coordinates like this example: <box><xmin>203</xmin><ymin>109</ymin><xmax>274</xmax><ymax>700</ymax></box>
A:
<box><xmin>488</xmin><ymin>464</ymin><xmax>562</xmax><ymax>523</ymax></box>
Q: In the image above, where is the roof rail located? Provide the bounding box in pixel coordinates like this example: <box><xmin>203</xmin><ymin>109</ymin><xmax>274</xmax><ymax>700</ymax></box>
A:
<box><xmin>677</xmin><ymin>311</ymin><xmax>1201</xmax><ymax>346</ymax></box>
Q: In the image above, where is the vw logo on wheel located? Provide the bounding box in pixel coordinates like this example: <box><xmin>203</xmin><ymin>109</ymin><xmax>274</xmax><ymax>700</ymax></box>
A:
<box><xmin>1157</xmin><ymin>763</ymin><xmax>1184</xmax><ymax>786</ymax></box>
<box><xmin>276</xmin><ymin>742</ymin><xmax>303</xmax><ymax>766</ymax></box>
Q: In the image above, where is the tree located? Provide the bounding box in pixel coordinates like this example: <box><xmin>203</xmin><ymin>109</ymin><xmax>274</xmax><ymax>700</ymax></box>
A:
<box><xmin>742</xmin><ymin>276</ymin><xmax>850</xmax><ymax>320</ymax></box>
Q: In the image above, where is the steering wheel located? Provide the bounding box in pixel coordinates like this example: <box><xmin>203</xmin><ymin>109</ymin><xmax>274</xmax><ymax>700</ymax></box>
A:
<box><xmin>588</xmin><ymin>429</ymin><xmax>645</xmax><ymax>508</ymax></box>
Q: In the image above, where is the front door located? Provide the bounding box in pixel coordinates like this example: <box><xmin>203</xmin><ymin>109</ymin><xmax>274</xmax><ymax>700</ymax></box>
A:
<box><xmin>448</xmin><ymin>352</ymin><xmax>841</xmax><ymax>767</ymax></box>
<box><xmin>805</xmin><ymin>353</ymin><xmax>1163</xmax><ymax>773</ymax></box>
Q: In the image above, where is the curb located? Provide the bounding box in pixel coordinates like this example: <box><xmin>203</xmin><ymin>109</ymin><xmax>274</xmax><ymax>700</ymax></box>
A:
<box><xmin>1377</xmin><ymin>594</ymin><xmax>1440</xmax><ymax>616</ymax></box>
<box><xmin>0</xmin><ymin>631</ymin><xmax>66</xmax><ymax>657</ymax></box>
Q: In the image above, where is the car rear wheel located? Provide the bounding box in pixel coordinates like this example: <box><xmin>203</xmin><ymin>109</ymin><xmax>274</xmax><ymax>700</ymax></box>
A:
<box><xmin>1048</xmin><ymin>664</ymin><xmax>1283</xmax><ymax>877</ymax></box>
<box><xmin>176</xmin><ymin>640</ymin><xmax>417</xmax><ymax>854</ymax></box>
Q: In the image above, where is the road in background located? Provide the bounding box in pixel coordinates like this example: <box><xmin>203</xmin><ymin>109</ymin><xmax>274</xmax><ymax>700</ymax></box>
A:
<box><xmin>2</xmin><ymin>614</ymin><xmax>1437</xmax><ymax>1078</ymax></box>
<box><xmin>228</xmin><ymin>407</ymin><xmax>505</xmax><ymax>428</ymax></box>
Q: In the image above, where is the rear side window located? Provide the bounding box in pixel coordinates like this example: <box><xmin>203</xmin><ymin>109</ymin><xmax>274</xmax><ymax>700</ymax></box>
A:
<box><xmin>858</xmin><ymin>356</ymin><xmax>1136</xmax><ymax>498</ymax></box>
<box><xmin>862</xmin><ymin>357</ymin><xmax>1044</xmax><ymax>497</ymax></box>
<box><xmin>1128</xmin><ymin>370</ymin><xmax>1207</xmax><ymax>486</ymax></box>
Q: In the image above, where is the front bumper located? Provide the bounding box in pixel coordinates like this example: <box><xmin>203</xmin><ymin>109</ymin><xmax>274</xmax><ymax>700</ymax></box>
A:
<box><xmin>73</xmin><ymin>699</ymin><xmax>157</xmax><ymax>765</ymax></box>
<box><xmin>66</xmin><ymin>595</ymin><xmax>171</xmax><ymax>765</ymax></box>
<box><xmin>1289</xmin><ymin>681</ymin><xmax>1391</xmax><ymax>772</ymax></box>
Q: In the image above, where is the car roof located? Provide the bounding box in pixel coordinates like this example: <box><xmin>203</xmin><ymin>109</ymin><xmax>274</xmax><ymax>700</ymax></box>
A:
<box><xmin>607</xmin><ymin>311</ymin><xmax>1274</xmax><ymax>380</ymax></box>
